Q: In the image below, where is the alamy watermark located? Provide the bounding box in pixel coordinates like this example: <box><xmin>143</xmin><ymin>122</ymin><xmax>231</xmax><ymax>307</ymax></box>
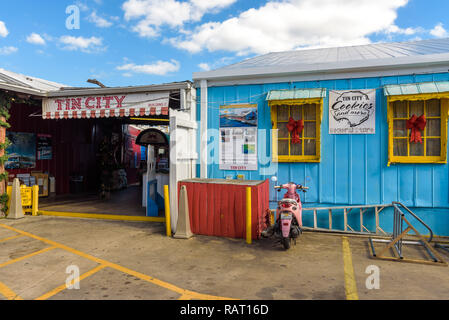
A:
<box><xmin>66</xmin><ymin>5</ymin><xmax>80</xmax><ymax>30</ymax></box>
<box><xmin>66</xmin><ymin>265</ymin><xmax>80</xmax><ymax>290</ymax></box>
<box><xmin>365</xmin><ymin>265</ymin><xmax>380</xmax><ymax>290</ymax></box>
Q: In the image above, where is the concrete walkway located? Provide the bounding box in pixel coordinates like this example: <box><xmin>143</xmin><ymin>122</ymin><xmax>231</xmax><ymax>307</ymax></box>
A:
<box><xmin>0</xmin><ymin>216</ymin><xmax>448</xmax><ymax>300</ymax></box>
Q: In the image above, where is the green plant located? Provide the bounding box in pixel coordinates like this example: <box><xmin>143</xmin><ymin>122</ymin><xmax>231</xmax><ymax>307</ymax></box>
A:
<box><xmin>0</xmin><ymin>92</ymin><xmax>15</xmax><ymax>214</ymax></box>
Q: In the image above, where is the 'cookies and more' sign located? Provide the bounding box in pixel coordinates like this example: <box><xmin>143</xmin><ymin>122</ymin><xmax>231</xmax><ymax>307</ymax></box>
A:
<box><xmin>329</xmin><ymin>89</ymin><xmax>376</xmax><ymax>134</ymax></box>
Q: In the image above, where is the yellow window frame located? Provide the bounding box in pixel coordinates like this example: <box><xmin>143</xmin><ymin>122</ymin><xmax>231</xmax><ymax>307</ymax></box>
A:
<box><xmin>270</xmin><ymin>98</ymin><xmax>323</xmax><ymax>163</ymax></box>
<box><xmin>387</xmin><ymin>93</ymin><xmax>449</xmax><ymax>166</ymax></box>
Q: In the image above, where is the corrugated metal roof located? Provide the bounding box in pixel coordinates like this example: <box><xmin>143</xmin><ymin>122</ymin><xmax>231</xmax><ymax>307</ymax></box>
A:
<box><xmin>266</xmin><ymin>88</ymin><xmax>326</xmax><ymax>101</ymax></box>
<box><xmin>384</xmin><ymin>81</ymin><xmax>449</xmax><ymax>96</ymax></box>
<box><xmin>194</xmin><ymin>38</ymin><xmax>449</xmax><ymax>81</ymax></box>
<box><xmin>0</xmin><ymin>68</ymin><xmax>67</xmax><ymax>95</ymax></box>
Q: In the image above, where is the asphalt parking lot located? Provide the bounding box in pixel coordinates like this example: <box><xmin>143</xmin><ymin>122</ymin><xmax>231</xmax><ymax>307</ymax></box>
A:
<box><xmin>0</xmin><ymin>215</ymin><xmax>448</xmax><ymax>300</ymax></box>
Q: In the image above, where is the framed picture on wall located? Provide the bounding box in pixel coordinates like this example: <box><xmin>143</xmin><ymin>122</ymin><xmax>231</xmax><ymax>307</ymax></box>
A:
<box><xmin>5</xmin><ymin>132</ymin><xmax>37</xmax><ymax>169</ymax></box>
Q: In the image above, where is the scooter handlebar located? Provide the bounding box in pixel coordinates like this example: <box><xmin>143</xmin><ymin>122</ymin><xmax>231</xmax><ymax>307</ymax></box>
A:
<box><xmin>274</xmin><ymin>185</ymin><xmax>309</xmax><ymax>190</ymax></box>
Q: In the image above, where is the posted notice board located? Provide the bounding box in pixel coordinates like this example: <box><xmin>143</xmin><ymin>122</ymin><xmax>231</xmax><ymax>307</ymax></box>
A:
<box><xmin>219</xmin><ymin>104</ymin><xmax>258</xmax><ymax>171</ymax></box>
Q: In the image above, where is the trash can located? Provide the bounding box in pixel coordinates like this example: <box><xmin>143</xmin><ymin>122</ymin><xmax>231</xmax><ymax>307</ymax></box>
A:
<box><xmin>178</xmin><ymin>178</ymin><xmax>270</xmax><ymax>240</ymax></box>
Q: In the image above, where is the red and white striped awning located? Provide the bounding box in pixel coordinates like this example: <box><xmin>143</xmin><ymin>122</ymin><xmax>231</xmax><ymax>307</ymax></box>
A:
<box><xmin>42</xmin><ymin>92</ymin><xmax>169</xmax><ymax>120</ymax></box>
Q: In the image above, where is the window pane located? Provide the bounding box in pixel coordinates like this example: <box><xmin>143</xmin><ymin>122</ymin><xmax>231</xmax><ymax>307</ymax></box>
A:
<box><xmin>278</xmin><ymin>140</ymin><xmax>289</xmax><ymax>155</ymax></box>
<box><xmin>393</xmin><ymin>101</ymin><xmax>407</xmax><ymax>118</ymax></box>
<box><xmin>393</xmin><ymin>139</ymin><xmax>407</xmax><ymax>156</ymax></box>
<box><xmin>426</xmin><ymin>99</ymin><xmax>440</xmax><ymax>117</ymax></box>
<box><xmin>410</xmin><ymin>141</ymin><xmax>424</xmax><ymax>156</ymax></box>
<box><xmin>410</xmin><ymin>100</ymin><xmax>424</xmax><ymax>117</ymax></box>
<box><xmin>290</xmin><ymin>106</ymin><xmax>301</xmax><ymax>120</ymax></box>
<box><xmin>304</xmin><ymin>122</ymin><xmax>316</xmax><ymax>138</ymax></box>
<box><xmin>426</xmin><ymin>119</ymin><xmax>441</xmax><ymax>137</ymax></box>
<box><xmin>277</xmin><ymin>106</ymin><xmax>289</xmax><ymax>121</ymax></box>
<box><xmin>291</xmin><ymin>142</ymin><xmax>302</xmax><ymax>156</ymax></box>
<box><xmin>277</xmin><ymin>123</ymin><xmax>289</xmax><ymax>138</ymax></box>
<box><xmin>393</xmin><ymin>120</ymin><xmax>407</xmax><ymax>137</ymax></box>
<box><xmin>304</xmin><ymin>104</ymin><xmax>316</xmax><ymax>120</ymax></box>
<box><xmin>427</xmin><ymin>138</ymin><xmax>441</xmax><ymax>156</ymax></box>
<box><xmin>304</xmin><ymin>140</ymin><xmax>316</xmax><ymax>156</ymax></box>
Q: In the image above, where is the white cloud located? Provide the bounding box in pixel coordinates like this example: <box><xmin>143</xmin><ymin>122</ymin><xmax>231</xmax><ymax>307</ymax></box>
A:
<box><xmin>198</xmin><ymin>63</ymin><xmax>210</xmax><ymax>71</ymax></box>
<box><xmin>75</xmin><ymin>1</ymin><xmax>89</xmax><ymax>12</ymax></box>
<box><xmin>430</xmin><ymin>23</ymin><xmax>448</xmax><ymax>38</ymax></box>
<box><xmin>0</xmin><ymin>46</ymin><xmax>18</xmax><ymax>55</ymax></box>
<box><xmin>88</xmin><ymin>11</ymin><xmax>114</xmax><ymax>28</ymax></box>
<box><xmin>0</xmin><ymin>21</ymin><xmax>8</xmax><ymax>38</ymax></box>
<box><xmin>170</xmin><ymin>0</ymin><xmax>410</xmax><ymax>55</ymax></box>
<box><xmin>117</xmin><ymin>59</ymin><xmax>180</xmax><ymax>75</ymax></box>
<box><xmin>386</xmin><ymin>25</ymin><xmax>423</xmax><ymax>36</ymax></box>
<box><xmin>122</xmin><ymin>0</ymin><xmax>237</xmax><ymax>38</ymax></box>
<box><xmin>26</xmin><ymin>33</ymin><xmax>46</xmax><ymax>45</ymax></box>
<box><xmin>59</xmin><ymin>36</ymin><xmax>105</xmax><ymax>53</ymax></box>
<box><xmin>197</xmin><ymin>56</ymin><xmax>236</xmax><ymax>71</ymax></box>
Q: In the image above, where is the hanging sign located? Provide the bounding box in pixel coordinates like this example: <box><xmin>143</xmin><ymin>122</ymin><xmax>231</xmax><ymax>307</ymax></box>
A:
<box><xmin>329</xmin><ymin>89</ymin><xmax>376</xmax><ymax>134</ymax></box>
<box><xmin>219</xmin><ymin>104</ymin><xmax>258</xmax><ymax>171</ymax></box>
<box><xmin>42</xmin><ymin>92</ymin><xmax>170</xmax><ymax>120</ymax></box>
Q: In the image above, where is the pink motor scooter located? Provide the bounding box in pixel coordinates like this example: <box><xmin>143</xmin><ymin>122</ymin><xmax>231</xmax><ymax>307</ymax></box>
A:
<box><xmin>262</xmin><ymin>182</ymin><xmax>308</xmax><ymax>250</ymax></box>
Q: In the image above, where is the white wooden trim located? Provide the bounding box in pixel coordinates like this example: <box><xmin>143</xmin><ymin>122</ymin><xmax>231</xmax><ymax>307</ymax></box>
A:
<box><xmin>200</xmin><ymin>79</ymin><xmax>208</xmax><ymax>179</ymax></box>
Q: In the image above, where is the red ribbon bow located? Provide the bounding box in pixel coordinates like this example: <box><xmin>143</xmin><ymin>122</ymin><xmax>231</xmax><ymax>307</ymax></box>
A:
<box><xmin>406</xmin><ymin>114</ymin><xmax>426</xmax><ymax>144</ymax></box>
<box><xmin>286</xmin><ymin>117</ymin><xmax>304</xmax><ymax>144</ymax></box>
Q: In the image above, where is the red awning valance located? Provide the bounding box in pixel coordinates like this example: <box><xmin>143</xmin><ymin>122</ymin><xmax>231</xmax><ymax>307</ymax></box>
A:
<box><xmin>42</xmin><ymin>92</ymin><xmax>169</xmax><ymax>120</ymax></box>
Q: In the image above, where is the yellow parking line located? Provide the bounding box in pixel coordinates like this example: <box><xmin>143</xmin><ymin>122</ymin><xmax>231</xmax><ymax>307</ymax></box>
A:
<box><xmin>342</xmin><ymin>237</ymin><xmax>359</xmax><ymax>300</ymax></box>
<box><xmin>0</xmin><ymin>281</ymin><xmax>23</xmax><ymax>300</ymax></box>
<box><xmin>0</xmin><ymin>246</ymin><xmax>56</xmax><ymax>269</ymax></box>
<box><xmin>178</xmin><ymin>294</ymin><xmax>193</xmax><ymax>300</ymax></box>
<box><xmin>39</xmin><ymin>211</ymin><xmax>166</xmax><ymax>223</ymax></box>
<box><xmin>0</xmin><ymin>234</ymin><xmax>24</xmax><ymax>243</ymax></box>
<box><xmin>0</xmin><ymin>223</ymin><xmax>235</xmax><ymax>301</ymax></box>
<box><xmin>36</xmin><ymin>264</ymin><xmax>107</xmax><ymax>300</ymax></box>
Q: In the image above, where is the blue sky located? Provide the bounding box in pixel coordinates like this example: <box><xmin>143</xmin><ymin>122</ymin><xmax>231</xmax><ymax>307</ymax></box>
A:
<box><xmin>0</xmin><ymin>0</ymin><xmax>448</xmax><ymax>88</ymax></box>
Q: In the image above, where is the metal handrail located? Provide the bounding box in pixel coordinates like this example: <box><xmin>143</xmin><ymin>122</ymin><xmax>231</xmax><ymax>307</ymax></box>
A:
<box><xmin>392</xmin><ymin>202</ymin><xmax>434</xmax><ymax>243</ymax></box>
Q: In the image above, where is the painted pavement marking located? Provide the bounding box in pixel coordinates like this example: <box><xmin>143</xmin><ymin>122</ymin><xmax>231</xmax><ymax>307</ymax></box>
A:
<box><xmin>0</xmin><ymin>280</ymin><xmax>23</xmax><ymax>300</ymax></box>
<box><xmin>342</xmin><ymin>236</ymin><xmax>359</xmax><ymax>300</ymax></box>
<box><xmin>36</xmin><ymin>264</ymin><xmax>107</xmax><ymax>300</ymax></box>
<box><xmin>0</xmin><ymin>223</ymin><xmax>235</xmax><ymax>300</ymax></box>
<box><xmin>0</xmin><ymin>234</ymin><xmax>24</xmax><ymax>243</ymax></box>
<box><xmin>0</xmin><ymin>246</ymin><xmax>57</xmax><ymax>269</ymax></box>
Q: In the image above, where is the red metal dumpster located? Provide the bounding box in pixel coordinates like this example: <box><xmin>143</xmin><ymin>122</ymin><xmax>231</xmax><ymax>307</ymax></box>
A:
<box><xmin>178</xmin><ymin>179</ymin><xmax>270</xmax><ymax>240</ymax></box>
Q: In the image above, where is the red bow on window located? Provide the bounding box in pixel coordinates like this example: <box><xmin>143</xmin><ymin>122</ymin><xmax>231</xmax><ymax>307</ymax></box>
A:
<box><xmin>406</xmin><ymin>114</ymin><xmax>426</xmax><ymax>144</ymax></box>
<box><xmin>286</xmin><ymin>117</ymin><xmax>304</xmax><ymax>144</ymax></box>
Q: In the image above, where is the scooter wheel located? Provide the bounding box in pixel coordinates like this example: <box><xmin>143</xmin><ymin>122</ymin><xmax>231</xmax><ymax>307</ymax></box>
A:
<box><xmin>282</xmin><ymin>237</ymin><xmax>291</xmax><ymax>250</ymax></box>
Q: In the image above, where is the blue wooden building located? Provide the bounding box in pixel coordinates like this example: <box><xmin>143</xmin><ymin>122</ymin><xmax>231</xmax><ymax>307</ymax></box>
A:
<box><xmin>193</xmin><ymin>38</ymin><xmax>449</xmax><ymax>236</ymax></box>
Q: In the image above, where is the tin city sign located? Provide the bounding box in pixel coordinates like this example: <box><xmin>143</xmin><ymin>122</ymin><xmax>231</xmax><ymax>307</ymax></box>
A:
<box><xmin>43</xmin><ymin>92</ymin><xmax>170</xmax><ymax>120</ymax></box>
<box><xmin>329</xmin><ymin>89</ymin><xmax>376</xmax><ymax>134</ymax></box>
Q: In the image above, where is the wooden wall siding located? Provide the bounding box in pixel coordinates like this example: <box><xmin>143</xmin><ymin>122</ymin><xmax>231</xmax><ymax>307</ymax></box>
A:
<box><xmin>8</xmin><ymin>103</ymin><xmax>98</xmax><ymax>195</ymax></box>
<box><xmin>198</xmin><ymin>72</ymin><xmax>449</xmax><ymax>209</ymax></box>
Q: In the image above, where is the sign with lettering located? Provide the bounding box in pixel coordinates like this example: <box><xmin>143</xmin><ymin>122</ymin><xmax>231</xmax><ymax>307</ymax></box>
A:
<box><xmin>329</xmin><ymin>90</ymin><xmax>376</xmax><ymax>134</ymax></box>
<box><xmin>20</xmin><ymin>187</ymin><xmax>32</xmax><ymax>207</ymax></box>
<box><xmin>219</xmin><ymin>104</ymin><xmax>258</xmax><ymax>171</ymax></box>
<box><xmin>43</xmin><ymin>92</ymin><xmax>170</xmax><ymax>120</ymax></box>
